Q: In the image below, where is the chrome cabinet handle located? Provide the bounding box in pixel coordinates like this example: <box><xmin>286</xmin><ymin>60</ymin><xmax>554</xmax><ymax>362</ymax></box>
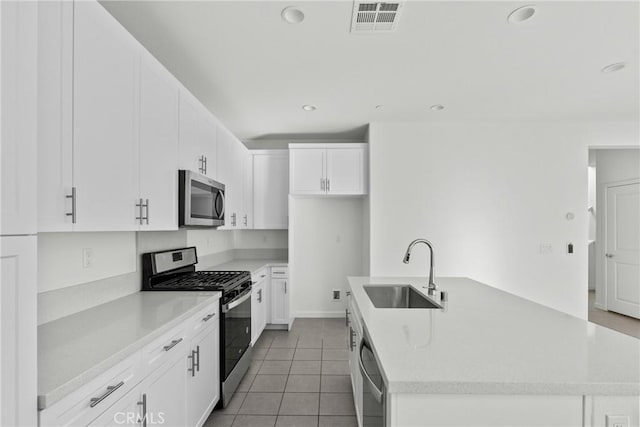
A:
<box><xmin>195</xmin><ymin>345</ymin><xmax>200</xmax><ymax>372</ymax></box>
<box><xmin>135</xmin><ymin>198</ymin><xmax>143</xmax><ymax>224</ymax></box>
<box><xmin>346</xmin><ymin>309</ymin><xmax>350</xmax><ymax>326</ymax></box>
<box><xmin>605</xmin><ymin>253</ymin><xmax>614</xmax><ymax>258</ymax></box>
<box><xmin>260</xmin><ymin>275</ymin><xmax>266</xmax><ymax>279</ymax></box>
<box><xmin>243</xmin><ymin>214</ymin><xmax>248</xmax><ymax>226</ymax></box>
<box><xmin>65</xmin><ymin>187</ymin><xmax>77</xmax><ymax>223</ymax></box>
<box><xmin>346</xmin><ymin>291</ymin><xmax>351</xmax><ymax>296</ymax></box>
<box><xmin>187</xmin><ymin>351</ymin><xmax>195</xmax><ymax>376</ymax></box>
<box><xmin>231</xmin><ymin>213</ymin><xmax>237</xmax><ymax>227</ymax></box>
<box><xmin>163</xmin><ymin>338</ymin><xmax>183</xmax><ymax>352</ymax></box>
<box><xmin>202</xmin><ymin>313</ymin><xmax>215</xmax><ymax>322</ymax></box>
<box><xmin>258</xmin><ymin>289</ymin><xmax>262</xmax><ymax>303</ymax></box>
<box><xmin>137</xmin><ymin>393</ymin><xmax>147</xmax><ymax>427</ymax></box>
<box><xmin>284</xmin><ymin>281</ymin><xmax>287</xmax><ymax>294</ymax></box>
<box><xmin>327</xmin><ymin>179</ymin><xmax>330</xmax><ymax>192</ymax></box>
<box><xmin>272</xmin><ymin>271</ymin><xmax>286</xmax><ymax>275</ymax></box>
<box><xmin>143</xmin><ymin>199</ymin><xmax>149</xmax><ymax>224</ymax></box>
<box><xmin>89</xmin><ymin>381</ymin><xmax>125</xmax><ymax>407</ymax></box>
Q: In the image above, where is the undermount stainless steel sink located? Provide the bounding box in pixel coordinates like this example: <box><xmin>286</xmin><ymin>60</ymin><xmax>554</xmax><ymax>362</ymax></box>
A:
<box><xmin>363</xmin><ymin>285</ymin><xmax>442</xmax><ymax>309</ymax></box>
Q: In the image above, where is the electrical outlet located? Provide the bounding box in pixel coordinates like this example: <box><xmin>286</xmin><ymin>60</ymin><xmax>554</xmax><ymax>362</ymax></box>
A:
<box><xmin>332</xmin><ymin>290</ymin><xmax>341</xmax><ymax>301</ymax></box>
<box><xmin>82</xmin><ymin>248</ymin><xmax>93</xmax><ymax>269</ymax></box>
<box><xmin>566</xmin><ymin>242</ymin><xmax>574</xmax><ymax>254</ymax></box>
<box><xmin>606</xmin><ymin>415</ymin><xmax>630</xmax><ymax>427</ymax></box>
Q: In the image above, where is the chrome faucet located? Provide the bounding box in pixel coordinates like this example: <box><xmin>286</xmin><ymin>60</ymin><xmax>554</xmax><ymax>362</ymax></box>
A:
<box><xmin>403</xmin><ymin>238</ymin><xmax>437</xmax><ymax>294</ymax></box>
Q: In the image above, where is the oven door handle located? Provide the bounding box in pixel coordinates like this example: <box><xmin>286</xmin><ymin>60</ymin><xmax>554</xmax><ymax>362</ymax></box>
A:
<box><xmin>223</xmin><ymin>288</ymin><xmax>251</xmax><ymax>313</ymax></box>
<box><xmin>359</xmin><ymin>339</ymin><xmax>384</xmax><ymax>405</ymax></box>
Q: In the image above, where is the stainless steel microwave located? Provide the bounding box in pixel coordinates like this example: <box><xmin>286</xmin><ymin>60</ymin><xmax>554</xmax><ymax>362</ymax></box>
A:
<box><xmin>179</xmin><ymin>170</ymin><xmax>225</xmax><ymax>227</ymax></box>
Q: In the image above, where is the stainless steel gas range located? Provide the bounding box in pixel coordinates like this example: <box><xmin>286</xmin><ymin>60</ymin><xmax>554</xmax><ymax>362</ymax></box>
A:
<box><xmin>141</xmin><ymin>247</ymin><xmax>252</xmax><ymax>408</ymax></box>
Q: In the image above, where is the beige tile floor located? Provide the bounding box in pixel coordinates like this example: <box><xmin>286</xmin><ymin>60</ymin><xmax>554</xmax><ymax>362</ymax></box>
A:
<box><xmin>205</xmin><ymin>319</ymin><xmax>357</xmax><ymax>427</ymax></box>
<box><xmin>588</xmin><ymin>291</ymin><xmax>640</xmax><ymax>339</ymax></box>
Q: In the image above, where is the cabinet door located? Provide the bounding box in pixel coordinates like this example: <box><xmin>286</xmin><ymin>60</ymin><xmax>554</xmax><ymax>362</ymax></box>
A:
<box><xmin>242</xmin><ymin>152</ymin><xmax>254</xmax><ymax>229</ymax></box>
<box><xmin>179</xmin><ymin>90</ymin><xmax>203</xmax><ymax>174</ymax></box>
<box><xmin>289</xmin><ymin>149</ymin><xmax>325</xmax><ymax>195</ymax></box>
<box><xmin>139</xmin><ymin>52</ymin><xmax>179</xmax><ymax>231</ymax></box>
<box><xmin>0</xmin><ymin>236</ymin><xmax>37</xmax><ymax>427</ymax></box>
<box><xmin>217</xmin><ymin>127</ymin><xmax>241</xmax><ymax>229</ymax></box>
<box><xmin>144</xmin><ymin>355</ymin><xmax>187</xmax><ymax>427</ymax></box>
<box><xmin>253</xmin><ymin>153</ymin><xmax>289</xmax><ymax>229</ymax></box>
<box><xmin>270</xmin><ymin>278</ymin><xmax>289</xmax><ymax>325</ymax></box>
<box><xmin>251</xmin><ymin>282</ymin><xmax>261</xmax><ymax>345</ymax></box>
<box><xmin>1</xmin><ymin>1</ymin><xmax>38</xmax><ymax>235</ymax></box>
<box><xmin>37</xmin><ymin>0</ymin><xmax>74</xmax><ymax>232</ymax></box>
<box><xmin>326</xmin><ymin>148</ymin><xmax>366</xmax><ymax>195</ymax></box>
<box><xmin>200</xmin><ymin>115</ymin><xmax>217</xmax><ymax>179</ymax></box>
<box><xmin>73</xmin><ymin>1</ymin><xmax>139</xmax><ymax>231</ymax></box>
<box><xmin>187</xmin><ymin>324</ymin><xmax>220</xmax><ymax>427</ymax></box>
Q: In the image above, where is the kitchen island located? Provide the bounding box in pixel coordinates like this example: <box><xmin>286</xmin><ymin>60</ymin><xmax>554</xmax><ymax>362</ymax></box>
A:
<box><xmin>347</xmin><ymin>276</ymin><xmax>640</xmax><ymax>427</ymax></box>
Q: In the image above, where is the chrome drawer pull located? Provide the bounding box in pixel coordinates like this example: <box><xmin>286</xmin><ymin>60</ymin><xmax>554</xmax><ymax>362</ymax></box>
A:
<box><xmin>89</xmin><ymin>381</ymin><xmax>125</xmax><ymax>407</ymax></box>
<box><xmin>202</xmin><ymin>313</ymin><xmax>215</xmax><ymax>322</ymax></box>
<box><xmin>163</xmin><ymin>338</ymin><xmax>183</xmax><ymax>352</ymax></box>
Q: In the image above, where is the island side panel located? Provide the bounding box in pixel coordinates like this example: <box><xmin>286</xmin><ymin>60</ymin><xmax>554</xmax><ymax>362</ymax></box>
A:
<box><xmin>389</xmin><ymin>394</ymin><xmax>584</xmax><ymax>427</ymax></box>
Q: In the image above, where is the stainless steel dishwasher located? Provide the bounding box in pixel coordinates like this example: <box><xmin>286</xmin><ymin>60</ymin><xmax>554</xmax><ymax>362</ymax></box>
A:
<box><xmin>359</xmin><ymin>332</ymin><xmax>385</xmax><ymax>427</ymax></box>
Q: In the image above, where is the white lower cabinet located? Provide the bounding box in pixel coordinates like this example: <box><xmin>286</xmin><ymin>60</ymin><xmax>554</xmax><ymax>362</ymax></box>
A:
<box><xmin>269</xmin><ymin>267</ymin><xmax>289</xmax><ymax>325</ymax></box>
<box><xmin>39</xmin><ymin>300</ymin><xmax>220</xmax><ymax>427</ymax></box>
<box><xmin>1</xmin><ymin>236</ymin><xmax>38</xmax><ymax>427</ymax></box>
<box><xmin>251</xmin><ymin>274</ymin><xmax>268</xmax><ymax>344</ymax></box>
<box><xmin>186</xmin><ymin>322</ymin><xmax>220</xmax><ymax>427</ymax></box>
<box><xmin>347</xmin><ymin>294</ymin><xmax>363</xmax><ymax>427</ymax></box>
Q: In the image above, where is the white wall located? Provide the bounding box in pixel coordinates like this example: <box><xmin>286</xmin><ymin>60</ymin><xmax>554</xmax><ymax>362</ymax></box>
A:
<box><xmin>369</xmin><ymin>121</ymin><xmax>639</xmax><ymax>319</ymax></box>
<box><xmin>186</xmin><ymin>229</ymin><xmax>235</xmax><ymax>256</ymax></box>
<box><xmin>38</xmin><ymin>232</ymin><xmax>137</xmax><ymax>293</ymax></box>
<box><xmin>593</xmin><ymin>148</ymin><xmax>640</xmax><ymax>308</ymax></box>
<box><xmin>234</xmin><ymin>230</ymin><xmax>288</xmax><ymax>249</ymax></box>
<box><xmin>290</xmin><ymin>197</ymin><xmax>366</xmax><ymax>317</ymax></box>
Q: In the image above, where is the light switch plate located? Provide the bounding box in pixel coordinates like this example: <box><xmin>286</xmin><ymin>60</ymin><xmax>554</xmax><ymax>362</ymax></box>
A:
<box><xmin>606</xmin><ymin>415</ymin><xmax>630</xmax><ymax>427</ymax></box>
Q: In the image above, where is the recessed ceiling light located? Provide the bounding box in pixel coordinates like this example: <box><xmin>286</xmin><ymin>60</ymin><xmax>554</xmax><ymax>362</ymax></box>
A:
<box><xmin>430</xmin><ymin>104</ymin><xmax>445</xmax><ymax>111</ymax></box>
<box><xmin>508</xmin><ymin>5</ymin><xmax>537</xmax><ymax>23</ymax></box>
<box><xmin>282</xmin><ymin>7</ymin><xmax>305</xmax><ymax>24</ymax></box>
<box><xmin>601</xmin><ymin>62</ymin><xmax>627</xmax><ymax>73</ymax></box>
<box><xmin>301</xmin><ymin>105</ymin><xmax>316</xmax><ymax>111</ymax></box>
<box><xmin>375</xmin><ymin>105</ymin><xmax>384</xmax><ymax>110</ymax></box>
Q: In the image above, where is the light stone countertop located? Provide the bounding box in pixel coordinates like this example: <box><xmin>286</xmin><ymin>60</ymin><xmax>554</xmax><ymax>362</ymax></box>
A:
<box><xmin>38</xmin><ymin>291</ymin><xmax>220</xmax><ymax>409</ymax></box>
<box><xmin>348</xmin><ymin>276</ymin><xmax>640</xmax><ymax>396</ymax></box>
<box><xmin>199</xmin><ymin>259</ymin><xmax>288</xmax><ymax>274</ymax></box>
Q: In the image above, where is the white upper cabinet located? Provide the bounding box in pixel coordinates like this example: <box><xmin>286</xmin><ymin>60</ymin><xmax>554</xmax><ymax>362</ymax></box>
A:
<box><xmin>2</xmin><ymin>1</ymin><xmax>38</xmax><ymax>236</ymax></box>
<box><xmin>326</xmin><ymin>148</ymin><xmax>366</xmax><ymax>195</ymax></box>
<box><xmin>253</xmin><ymin>151</ymin><xmax>289</xmax><ymax>229</ymax></box>
<box><xmin>289</xmin><ymin>148</ymin><xmax>325</xmax><ymax>195</ymax></box>
<box><xmin>216</xmin><ymin>126</ymin><xmax>244</xmax><ymax>229</ymax></box>
<box><xmin>73</xmin><ymin>0</ymin><xmax>139</xmax><ymax>231</ymax></box>
<box><xmin>178</xmin><ymin>90</ymin><xmax>217</xmax><ymax>179</ymax></box>
<box><xmin>241</xmin><ymin>149</ymin><xmax>254</xmax><ymax>229</ymax></box>
<box><xmin>37</xmin><ymin>1</ymin><xmax>73</xmax><ymax>233</ymax></box>
<box><xmin>289</xmin><ymin>144</ymin><xmax>368</xmax><ymax>196</ymax></box>
<box><xmin>138</xmin><ymin>51</ymin><xmax>179</xmax><ymax>230</ymax></box>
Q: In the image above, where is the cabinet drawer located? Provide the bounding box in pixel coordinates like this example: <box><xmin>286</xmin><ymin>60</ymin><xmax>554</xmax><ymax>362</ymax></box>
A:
<box><xmin>141</xmin><ymin>324</ymin><xmax>187</xmax><ymax>376</ymax></box>
<box><xmin>188</xmin><ymin>301</ymin><xmax>220</xmax><ymax>335</ymax></box>
<box><xmin>270</xmin><ymin>266</ymin><xmax>288</xmax><ymax>278</ymax></box>
<box><xmin>39</xmin><ymin>352</ymin><xmax>141</xmax><ymax>427</ymax></box>
<box><xmin>254</xmin><ymin>268</ymin><xmax>268</xmax><ymax>282</ymax></box>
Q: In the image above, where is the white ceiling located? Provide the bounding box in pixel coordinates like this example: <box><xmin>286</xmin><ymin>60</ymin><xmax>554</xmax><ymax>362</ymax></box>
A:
<box><xmin>101</xmin><ymin>1</ymin><xmax>639</xmax><ymax>142</ymax></box>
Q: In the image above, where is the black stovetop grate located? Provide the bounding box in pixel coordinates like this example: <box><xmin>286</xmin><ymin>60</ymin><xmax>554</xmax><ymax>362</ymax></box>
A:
<box><xmin>151</xmin><ymin>271</ymin><xmax>250</xmax><ymax>291</ymax></box>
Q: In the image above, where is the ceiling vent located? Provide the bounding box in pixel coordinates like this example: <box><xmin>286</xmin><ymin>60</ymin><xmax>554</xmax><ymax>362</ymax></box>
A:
<box><xmin>350</xmin><ymin>1</ymin><xmax>404</xmax><ymax>34</ymax></box>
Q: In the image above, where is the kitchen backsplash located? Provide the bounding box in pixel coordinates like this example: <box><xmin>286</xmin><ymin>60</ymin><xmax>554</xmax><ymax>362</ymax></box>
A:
<box><xmin>38</xmin><ymin>229</ymin><xmax>288</xmax><ymax>324</ymax></box>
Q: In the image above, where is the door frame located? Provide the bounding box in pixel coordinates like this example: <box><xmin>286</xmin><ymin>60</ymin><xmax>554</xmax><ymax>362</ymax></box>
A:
<box><xmin>603</xmin><ymin>177</ymin><xmax>640</xmax><ymax>313</ymax></box>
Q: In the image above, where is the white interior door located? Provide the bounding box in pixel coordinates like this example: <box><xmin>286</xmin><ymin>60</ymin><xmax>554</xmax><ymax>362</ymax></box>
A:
<box><xmin>606</xmin><ymin>181</ymin><xmax>640</xmax><ymax>319</ymax></box>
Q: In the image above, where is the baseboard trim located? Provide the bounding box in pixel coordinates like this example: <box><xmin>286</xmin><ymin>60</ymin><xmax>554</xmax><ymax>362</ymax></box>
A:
<box><xmin>294</xmin><ymin>311</ymin><xmax>346</xmax><ymax>318</ymax></box>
